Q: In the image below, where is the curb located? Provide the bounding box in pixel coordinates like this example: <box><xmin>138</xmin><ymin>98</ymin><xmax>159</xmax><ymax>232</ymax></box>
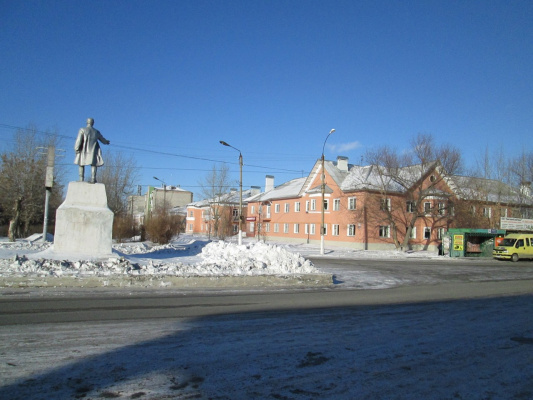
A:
<box><xmin>0</xmin><ymin>273</ymin><xmax>333</xmax><ymax>289</ymax></box>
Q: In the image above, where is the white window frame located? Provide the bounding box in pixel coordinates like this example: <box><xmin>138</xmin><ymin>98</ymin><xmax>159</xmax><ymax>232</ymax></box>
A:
<box><xmin>409</xmin><ymin>227</ymin><xmax>417</xmax><ymax>239</ymax></box>
<box><xmin>438</xmin><ymin>202</ymin><xmax>446</xmax><ymax>216</ymax></box>
<box><xmin>284</xmin><ymin>203</ymin><xmax>289</xmax><ymax>213</ymax></box>
<box><xmin>251</xmin><ymin>205</ymin><xmax>255</xmax><ymax>214</ymax></box>
<box><xmin>294</xmin><ymin>223</ymin><xmax>300</xmax><ymax>234</ymax></box>
<box><xmin>274</xmin><ymin>223</ymin><xmax>279</xmax><ymax>233</ymax></box>
<box><xmin>275</xmin><ymin>204</ymin><xmax>280</xmax><ymax>213</ymax></box>
<box><xmin>380</xmin><ymin>198</ymin><xmax>391</xmax><ymax>211</ymax></box>
<box><xmin>424</xmin><ymin>202</ymin><xmax>432</xmax><ymax>214</ymax></box>
<box><xmin>348</xmin><ymin>197</ymin><xmax>356</xmax><ymax>210</ymax></box>
<box><xmin>379</xmin><ymin>225</ymin><xmax>390</xmax><ymax>238</ymax></box>
<box><xmin>347</xmin><ymin>224</ymin><xmax>356</xmax><ymax>236</ymax></box>
<box><xmin>305</xmin><ymin>201</ymin><xmax>310</xmax><ymax>212</ymax></box>
<box><xmin>424</xmin><ymin>227</ymin><xmax>431</xmax><ymax>239</ymax></box>
<box><xmin>284</xmin><ymin>223</ymin><xmax>289</xmax><ymax>233</ymax></box>
<box><xmin>265</xmin><ymin>222</ymin><xmax>270</xmax><ymax>232</ymax></box>
<box><xmin>332</xmin><ymin>224</ymin><xmax>340</xmax><ymax>236</ymax></box>
<box><xmin>322</xmin><ymin>224</ymin><xmax>327</xmax><ymax>236</ymax></box>
<box><xmin>483</xmin><ymin>207</ymin><xmax>492</xmax><ymax>218</ymax></box>
<box><xmin>266</xmin><ymin>205</ymin><xmax>271</xmax><ymax>218</ymax></box>
<box><xmin>406</xmin><ymin>201</ymin><xmax>415</xmax><ymax>213</ymax></box>
<box><xmin>333</xmin><ymin>198</ymin><xmax>340</xmax><ymax>211</ymax></box>
<box><xmin>295</xmin><ymin>202</ymin><xmax>300</xmax><ymax>212</ymax></box>
<box><xmin>310</xmin><ymin>199</ymin><xmax>316</xmax><ymax>211</ymax></box>
<box><xmin>323</xmin><ymin>199</ymin><xmax>329</xmax><ymax>211</ymax></box>
<box><xmin>310</xmin><ymin>224</ymin><xmax>315</xmax><ymax>235</ymax></box>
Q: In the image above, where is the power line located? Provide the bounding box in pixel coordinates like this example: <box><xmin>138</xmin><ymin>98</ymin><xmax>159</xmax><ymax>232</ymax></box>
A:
<box><xmin>2</xmin><ymin>122</ymin><xmax>306</xmax><ymax>174</ymax></box>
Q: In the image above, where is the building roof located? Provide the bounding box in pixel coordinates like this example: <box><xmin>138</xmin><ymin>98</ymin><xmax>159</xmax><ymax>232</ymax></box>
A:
<box><xmin>249</xmin><ymin>177</ymin><xmax>307</xmax><ymax>202</ymax></box>
<box><xmin>188</xmin><ymin>187</ymin><xmax>261</xmax><ymax>208</ymax></box>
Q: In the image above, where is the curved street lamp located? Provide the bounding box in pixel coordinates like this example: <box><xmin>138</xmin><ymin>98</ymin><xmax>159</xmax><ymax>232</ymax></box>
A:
<box><xmin>321</xmin><ymin>129</ymin><xmax>335</xmax><ymax>255</ymax></box>
<box><xmin>219</xmin><ymin>140</ymin><xmax>243</xmax><ymax>245</ymax></box>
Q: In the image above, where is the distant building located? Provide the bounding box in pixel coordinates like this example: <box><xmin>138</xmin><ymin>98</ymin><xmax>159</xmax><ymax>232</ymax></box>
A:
<box><xmin>186</xmin><ymin>187</ymin><xmax>261</xmax><ymax>237</ymax></box>
<box><xmin>128</xmin><ymin>185</ymin><xmax>193</xmax><ymax>226</ymax></box>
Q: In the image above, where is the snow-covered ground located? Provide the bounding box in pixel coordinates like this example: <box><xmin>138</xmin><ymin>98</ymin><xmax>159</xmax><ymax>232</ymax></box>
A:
<box><xmin>0</xmin><ymin>234</ymin><xmax>451</xmax><ymax>291</ymax></box>
<box><xmin>1</xmin><ymin>235</ymin><xmax>532</xmax><ymax>399</ymax></box>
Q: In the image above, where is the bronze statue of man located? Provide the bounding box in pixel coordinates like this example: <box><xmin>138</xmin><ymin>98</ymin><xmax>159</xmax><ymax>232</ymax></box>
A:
<box><xmin>74</xmin><ymin>118</ymin><xmax>110</xmax><ymax>183</ymax></box>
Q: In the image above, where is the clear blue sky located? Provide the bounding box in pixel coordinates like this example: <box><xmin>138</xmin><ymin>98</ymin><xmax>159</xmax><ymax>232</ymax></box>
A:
<box><xmin>1</xmin><ymin>0</ymin><xmax>532</xmax><ymax>197</ymax></box>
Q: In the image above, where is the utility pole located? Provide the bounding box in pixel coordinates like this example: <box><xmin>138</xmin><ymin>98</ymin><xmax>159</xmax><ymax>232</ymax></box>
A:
<box><xmin>42</xmin><ymin>146</ymin><xmax>55</xmax><ymax>243</ymax></box>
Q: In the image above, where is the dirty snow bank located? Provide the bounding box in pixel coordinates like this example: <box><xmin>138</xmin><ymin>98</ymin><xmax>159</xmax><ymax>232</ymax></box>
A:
<box><xmin>0</xmin><ymin>240</ymin><xmax>319</xmax><ymax>279</ymax></box>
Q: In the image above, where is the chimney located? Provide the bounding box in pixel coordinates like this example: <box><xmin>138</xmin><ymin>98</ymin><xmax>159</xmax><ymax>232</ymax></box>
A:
<box><xmin>337</xmin><ymin>156</ymin><xmax>349</xmax><ymax>172</ymax></box>
<box><xmin>265</xmin><ymin>175</ymin><xmax>274</xmax><ymax>192</ymax></box>
<box><xmin>250</xmin><ymin>186</ymin><xmax>261</xmax><ymax>196</ymax></box>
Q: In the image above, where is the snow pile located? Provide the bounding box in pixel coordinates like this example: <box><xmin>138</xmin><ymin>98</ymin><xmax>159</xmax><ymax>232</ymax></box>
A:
<box><xmin>199</xmin><ymin>241</ymin><xmax>318</xmax><ymax>275</ymax></box>
<box><xmin>0</xmin><ymin>240</ymin><xmax>318</xmax><ymax>279</ymax></box>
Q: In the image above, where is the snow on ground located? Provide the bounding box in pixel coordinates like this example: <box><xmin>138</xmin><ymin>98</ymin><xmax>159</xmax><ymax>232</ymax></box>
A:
<box><xmin>0</xmin><ymin>237</ymin><xmax>318</xmax><ymax>280</ymax></box>
<box><xmin>1</xmin><ymin>236</ymin><xmax>532</xmax><ymax>399</ymax></box>
<box><xmin>1</xmin><ymin>295</ymin><xmax>532</xmax><ymax>399</ymax></box>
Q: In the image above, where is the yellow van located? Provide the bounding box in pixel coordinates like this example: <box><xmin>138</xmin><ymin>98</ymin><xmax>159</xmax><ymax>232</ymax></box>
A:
<box><xmin>493</xmin><ymin>233</ymin><xmax>533</xmax><ymax>262</ymax></box>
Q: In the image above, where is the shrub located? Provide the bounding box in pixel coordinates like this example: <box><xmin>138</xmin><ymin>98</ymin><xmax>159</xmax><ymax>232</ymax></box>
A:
<box><xmin>144</xmin><ymin>211</ymin><xmax>182</xmax><ymax>244</ymax></box>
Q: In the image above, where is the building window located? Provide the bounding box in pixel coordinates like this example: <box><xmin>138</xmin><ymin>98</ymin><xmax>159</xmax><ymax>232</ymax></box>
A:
<box><xmin>274</xmin><ymin>223</ymin><xmax>279</xmax><ymax>233</ymax></box>
<box><xmin>305</xmin><ymin>224</ymin><xmax>309</xmax><ymax>234</ymax></box>
<box><xmin>424</xmin><ymin>227</ymin><xmax>431</xmax><ymax>239</ymax></box>
<box><xmin>409</xmin><ymin>227</ymin><xmax>417</xmax><ymax>239</ymax></box>
<box><xmin>189</xmin><ymin>210</ymin><xmax>194</xmax><ymax>217</ymax></box>
<box><xmin>284</xmin><ymin>203</ymin><xmax>289</xmax><ymax>213</ymax></box>
<box><xmin>437</xmin><ymin>228</ymin><xmax>445</xmax><ymax>239</ymax></box>
<box><xmin>333</xmin><ymin>224</ymin><xmax>340</xmax><ymax>236</ymax></box>
<box><xmin>284</xmin><ymin>223</ymin><xmax>289</xmax><ymax>233</ymax></box>
<box><xmin>406</xmin><ymin>201</ymin><xmax>415</xmax><ymax>213</ymax></box>
<box><xmin>305</xmin><ymin>201</ymin><xmax>310</xmax><ymax>212</ymax></box>
<box><xmin>323</xmin><ymin>199</ymin><xmax>329</xmax><ymax>211</ymax></box>
<box><xmin>348</xmin><ymin>197</ymin><xmax>356</xmax><ymax>210</ymax></box>
<box><xmin>310</xmin><ymin>224</ymin><xmax>316</xmax><ymax>235</ymax></box>
<box><xmin>188</xmin><ymin>224</ymin><xmax>193</xmax><ymax>231</ymax></box>
<box><xmin>232</xmin><ymin>209</ymin><xmax>239</xmax><ymax>218</ymax></box>
<box><xmin>265</xmin><ymin>223</ymin><xmax>270</xmax><ymax>232</ymax></box>
<box><xmin>501</xmin><ymin>208</ymin><xmax>508</xmax><ymax>218</ymax></box>
<box><xmin>294</xmin><ymin>223</ymin><xmax>300</xmax><ymax>234</ymax></box>
<box><xmin>483</xmin><ymin>207</ymin><xmax>492</xmax><ymax>218</ymax></box>
<box><xmin>379</xmin><ymin>225</ymin><xmax>390</xmax><ymax>238</ymax></box>
<box><xmin>275</xmin><ymin>204</ymin><xmax>280</xmax><ymax>213</ymax></box>
<box><xmin>266</xmin><ymin>205</ymin><xmax>271</xmax><ymax>218</ymax></box>
<box><xmin>249</xmin><ymin>222</ymin><xmax>255</xmax><ymax>232</ymax></box>
<box><xmin>310</xmin><ymin>199</ymin><xmax>316</xmax><ymax>211</ymax></box>
<box><xmin>333</xmin><ymin>198</ymin><xmax>340</xmax><ymax>211</ymax></box>
<box><xmin>438</xmin><ymin>202</ymin><xmax>446</xmax><ymax>215</ymax></box>
<box><xmin>381</xmin><ymin>198</ymin><xmax>391</xmax><ymax>211</ymax></box>
<box><xmin>295</xmin><ymin>202</ymin><xmax>300</xmax><ymax>212</ymax></box>
<box><xmin>347</xmin><ymin>224</ymin><xmax>356</xmax><ymax>236</ymax></box>
<box><xmin>470</xmin><ymin>205</ymin><xmax>476</xmax><ymax>215</ymax></box>
<box><xmin>322</xmin><ymin>224</ymin><xmax>327</xmax><ymax>236</ymax></box>
<box><xmin>424</xmin><ymin>202</ymin><xmax>432</xmax><ymax>214</ymax></box>
<box><xmin>233</xmin><ymin>225</ymin><xmax>238</xmax><ymax>234</ymax></box>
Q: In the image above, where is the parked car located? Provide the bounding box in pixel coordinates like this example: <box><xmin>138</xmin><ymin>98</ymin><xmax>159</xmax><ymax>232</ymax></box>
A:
<box><xmin>493</xmin><ymin>233</ymin><xmax>533</xmax><ymax>262</ymax></box>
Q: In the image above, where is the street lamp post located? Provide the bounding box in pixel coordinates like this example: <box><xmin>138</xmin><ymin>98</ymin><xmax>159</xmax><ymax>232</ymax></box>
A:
<box><xmin>153</xmin><ymin>176</ymin><xmax>167</xmax><ymax>211</ymax></box>
<box><xmin>219</xmin><ymin>140</ymin><xmax>243</xmax><ymax>245</ymax></box>
<box><xmin>321</xmin><ymin>129</ymin><xmax>335</xmax><ymax>255</ymax></box>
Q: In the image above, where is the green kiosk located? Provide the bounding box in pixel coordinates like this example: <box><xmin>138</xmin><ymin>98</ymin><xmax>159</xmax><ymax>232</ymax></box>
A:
<box><xmin>447</xmin><ymin>228</ymin><xmax>506</xmax><ymax>258</ymax></box>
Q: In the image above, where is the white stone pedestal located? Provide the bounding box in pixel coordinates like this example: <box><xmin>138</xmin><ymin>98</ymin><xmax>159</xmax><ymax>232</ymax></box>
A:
<box><xmin>53</xmin><ymin>182</ymin><xmax>114</xmax><ymax>257</ymax></box>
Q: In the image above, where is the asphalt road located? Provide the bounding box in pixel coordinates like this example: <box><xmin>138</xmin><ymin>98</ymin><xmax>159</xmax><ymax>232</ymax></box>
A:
<box><xmin>1</xmin><ymin>256</ymin><xmax>533</xmax><ymax>326</ymax></box>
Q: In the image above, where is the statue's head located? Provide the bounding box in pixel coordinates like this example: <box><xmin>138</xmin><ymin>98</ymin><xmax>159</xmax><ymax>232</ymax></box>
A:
<box><xmin>87</xmin><ymin>118</ymin><xmax>94</xmax><ymax>126</ymax></box>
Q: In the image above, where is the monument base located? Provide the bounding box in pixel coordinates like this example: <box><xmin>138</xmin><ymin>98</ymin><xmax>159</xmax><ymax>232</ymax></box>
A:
<box><xmin>53</xmin><ymin>181</ymin><xmax>114</xmax><ymax>257</ymax></box>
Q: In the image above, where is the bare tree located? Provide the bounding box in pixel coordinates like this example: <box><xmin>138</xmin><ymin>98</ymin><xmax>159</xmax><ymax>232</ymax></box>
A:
<box><xmin>0</xmin><ymin>125</ymin><xmax>65</xmax><ymax>239</ymax></box>
<box><xmin>364</xmin><ymin>133</ymin><xmax>462</xmax><ymax>250</ymax></box>
<box><xmin>97</xmin><ymin>152</ymin><xmax>139</xmax><ymax>216</ymax></box>
<box><xmin>198</xmin><ymin>163</ymin><xmax>234</xmax><ymax>239</ymax></box>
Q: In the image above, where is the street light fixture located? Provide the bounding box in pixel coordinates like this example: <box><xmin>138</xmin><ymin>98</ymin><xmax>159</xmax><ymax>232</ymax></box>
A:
<box><xmin>219</xmin><ymin>140</ymin><xmax>243</xmax><ymax>245</ymax></box>
<box><xmin>321</xmin><ymin>129</ymin><xmax>335</xmax><ymax>255</ymax></box>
